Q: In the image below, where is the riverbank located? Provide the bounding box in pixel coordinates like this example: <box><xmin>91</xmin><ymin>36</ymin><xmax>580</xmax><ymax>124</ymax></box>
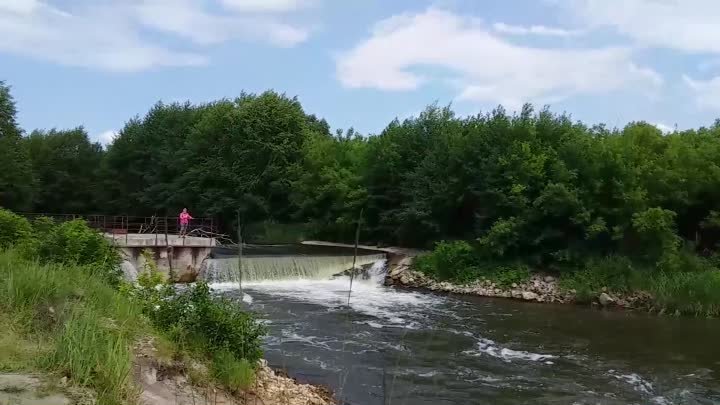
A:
<box><xmin>0</xmin><ymin>209</ymin><xmax>336</xmax><ymax>405</ymax></box>
<box><xmin>385</xmin><ymin>256</ymin><xmax>657</xmax><ymax>312</ymax></box>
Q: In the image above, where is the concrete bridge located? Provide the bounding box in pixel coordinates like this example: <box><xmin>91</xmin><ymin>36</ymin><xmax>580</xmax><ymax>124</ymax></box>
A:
<box><xmin>107</xmin><ymin>233</ymin><xmax>217</xmax><ymax>283</ymax></box>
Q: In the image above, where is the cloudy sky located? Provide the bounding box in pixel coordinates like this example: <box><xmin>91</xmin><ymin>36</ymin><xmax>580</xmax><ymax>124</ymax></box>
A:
<box><xmin>2</xmin><ymin>0</ymin><xmax>720</xmax><ymax>144</ymax></box>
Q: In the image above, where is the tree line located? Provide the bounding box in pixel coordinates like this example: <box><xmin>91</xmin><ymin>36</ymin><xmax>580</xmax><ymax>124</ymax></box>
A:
<box><xmin>3</xmin><ymin>80</ymin><xmax>720</xmax><ymax>273</ymax></box>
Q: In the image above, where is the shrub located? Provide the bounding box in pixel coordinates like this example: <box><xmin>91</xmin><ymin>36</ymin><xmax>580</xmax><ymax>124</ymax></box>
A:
<box><xmin>212</xmin><ymin>350</ymin><xmax>255</xmax><ymax>392</ymax></box>
<box><xmin>559</xmin><ymin>256</ymin><xmax>640</xmax><ymax>302</ymax></box>
<box><xmin>414</xmin><ymin>240</ymin><xmax>478</xmax><ymax>282</ymax></box>
<box><xmin>0</xmin><ymin>209</ymin><xmax>32</xmax><ymax>249</ymax></box>
<box><xmin>37</xmin><ymin>219</ymin><xmax>121</xmax><ymax>286</ymax></box>
<box><xmin>649</xmin><ymin>271</ymin><xmax>720</xmax><ymax>317</ymax></box>
<box><xmin>152</xmin><ymin>282</ymin><xmax>265</xmax><ymax>364</ymax></box>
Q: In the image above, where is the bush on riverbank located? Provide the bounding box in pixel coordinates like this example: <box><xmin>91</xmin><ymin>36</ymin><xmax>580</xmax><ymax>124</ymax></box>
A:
<box><xmin>124</xmin><ymin>251</ymin><xmax>265</xmax><ymax>391</ymax></box>
<box><xmin>414</xmin><ymin>240</ymin><xmax>530</xmax><ymax>287</ymax></box>
<box><xmin>416</xmin><ymin>240</ymin><xmax>720</xmax><ymax>316</ymax></box>
<box><xmin>0</xmin><ymin>249</ymin><xmax>144</xmax><ymax>404</ymax></box>
<box><xmin>0</xmin><ymin>209</ymin><xmax>268</xmax><ymax>400</ymax></box>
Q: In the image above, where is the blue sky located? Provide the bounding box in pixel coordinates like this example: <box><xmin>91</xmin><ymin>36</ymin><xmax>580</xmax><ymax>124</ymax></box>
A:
<box><xmin>3</xmin><ymin>0</ymin><xmax>720</xmax><ymax>145</ymax></box>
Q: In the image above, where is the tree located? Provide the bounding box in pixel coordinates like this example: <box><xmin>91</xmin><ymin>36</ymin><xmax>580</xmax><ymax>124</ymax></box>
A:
<box><xmin>0</xmin><ymin>81</ymin><xmax>34</xmax><ymax>210</ymax></box>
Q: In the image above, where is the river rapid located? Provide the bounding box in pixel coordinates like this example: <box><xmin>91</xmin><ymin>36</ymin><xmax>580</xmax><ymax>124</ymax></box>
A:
<box><xmin>210</xmin><ymin>260</ymin><xmax>720</xmax><ymax>405</ymax></box>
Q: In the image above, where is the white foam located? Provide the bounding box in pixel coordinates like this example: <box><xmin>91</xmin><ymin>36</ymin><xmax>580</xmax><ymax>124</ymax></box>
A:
<box><xmin>609</xmin><ymin>371</ymin><xmax>654</xmax><ymax>395</ymax></box>
<box><xmin>219</xmin><ymin>260</ymin><xmax>442</xmax><ymax>329</ymax></box>
<box><xmin>464</xmin><ymin>338</ymin><xmax>556</xmax><ymax>363</ymax></box>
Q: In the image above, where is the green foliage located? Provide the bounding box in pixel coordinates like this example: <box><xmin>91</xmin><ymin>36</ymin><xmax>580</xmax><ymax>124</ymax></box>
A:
<box><xmin>414</xmin><ymin>240</ymin><xmax>477</xmax><ymax>282</ymax></box>
<box><xmin>0</xmin><ymin>82</ymin><xmax>34</xmax><ymax>211</ymax></box>
<box><xmin>35</xmin><ymin>219</ymin><xmax>121</xmax><ymax>286</ymax></box>
<box><xmin>415</xmin><ymin>240</ymin><xmax>530</xmax><ymax>286</ymax></box>
<box><xmin>24</xmin><ymin>128</ymin><xmax>104</xmax><ymax>213</ymax></box>
<box><xmin>211</xmin><ymin>350</ymin><xmax>255</xmax><ymax>392</ymax></box>
<box><xmin>150</xmin><ymin>282</ymin><xmax>265</xmax><ymax>365</ymax></box>
<box><xmin>0</xmin><ymin>250</ymin><xmax>144</xmax><ymax>404</ymax></box>
<box><xmin>0</xmin><ymin>209</ymin><xmax>32</xmax><ymax>249</ymax></box>
<box><xmin>48</xmin><ymin>307</ymin><xmax>134</xmax><ymax>404</ymax></box>
<box><xmin>559</xmin><ymin>256</ymin><xmax>639</xmax><ymax>303</ymax></box>
<box><xmin>648</xmin><ymin>270</ymin><xmax>720</xmax><ymax>317</ymax></box>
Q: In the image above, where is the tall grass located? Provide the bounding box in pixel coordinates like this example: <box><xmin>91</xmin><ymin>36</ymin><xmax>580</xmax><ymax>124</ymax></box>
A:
<box><xmin>211</xmin><ymin>350</ymin><xmax>255</xmax><ymax>393</ymax></box>
<box><xmin>0</xmin><ymin>249</ymin><xmax>145</xmax><ymax>404</ymax></box>
<box><xmin>648</xmin><ymin>271</ymin><xmax>720</xmax><ymax>317</ymax></box>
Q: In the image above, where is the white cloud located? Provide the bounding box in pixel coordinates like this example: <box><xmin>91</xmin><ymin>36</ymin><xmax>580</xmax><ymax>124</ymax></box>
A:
<box><xmin>653</xmin><ymin>122</ymin><xmax>675</xmax><ymax>133</ymax></box>
<box><xmin>684</xmin><ymin>75</ymin><xmax>720</xmax><ymax>110</ymax></box>
<box><xmin>561</xmin><ymin>0</ymin><xmax>720</xmax><ymax>54</ymax></box>
<box><xmin>492</xmin><ymin>22</ymin><xmax>581</xmax><ymax>37</ymax></box>
<box><xmin>134</xmin><ymin>0</ymin><xmax>310</xmax><ymax>47</ymax></box>
<box><xmin>0</xmin><ymin>0</ymin><xmax>313</xmax><ymax>72</ymax></box>
<box><xmin>337</xmin><ymin>9</ymin><xmax>661</xmax><ymax>108</ymax></box>
<box><xmin>220</xmin><ymin>0</ymin><xmax>316</xmax><ymax>13</ymax></box>
<box><xmin>95</xmin><ymin>129</ymin><xmax>118</xmax><ymax>146</ymax></box>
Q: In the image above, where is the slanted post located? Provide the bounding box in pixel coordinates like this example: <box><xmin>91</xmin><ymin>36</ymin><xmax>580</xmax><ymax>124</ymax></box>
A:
<box><xmin>237</xmin><ymin>211</ymin><xmax>243</xmax><ymax>297</ymax></box>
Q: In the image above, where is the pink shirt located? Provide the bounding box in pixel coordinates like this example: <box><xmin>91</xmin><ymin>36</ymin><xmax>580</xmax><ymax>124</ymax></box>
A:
<box><xmin>179</xmin><ymin>212</ymin><xmax>192</xmax><ymax>224</ymax></box>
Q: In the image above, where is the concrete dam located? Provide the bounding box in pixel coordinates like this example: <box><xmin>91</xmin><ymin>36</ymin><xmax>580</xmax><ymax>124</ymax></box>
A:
<box><xmin>109</xmin><ymin>233</ymin><xmax>388</xmax><ymax>283</ymax></box>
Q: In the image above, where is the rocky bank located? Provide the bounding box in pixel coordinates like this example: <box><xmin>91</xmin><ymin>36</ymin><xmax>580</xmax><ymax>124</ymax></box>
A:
<box><xmin>135</xmin><ymin>337</ymin><xmax>335</xmax><ymax>405</ymax></box>
<box><xmin>384</xmin><ymin>256</ymin><xmax>653</xmax><ymax>310</ymax></box>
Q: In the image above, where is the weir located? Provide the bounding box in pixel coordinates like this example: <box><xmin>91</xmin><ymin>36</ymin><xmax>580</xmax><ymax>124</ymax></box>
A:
<box><xmin>202</xmin><ymin>254</ymin><xmax>386</xmax><ymax>283</ymax></box>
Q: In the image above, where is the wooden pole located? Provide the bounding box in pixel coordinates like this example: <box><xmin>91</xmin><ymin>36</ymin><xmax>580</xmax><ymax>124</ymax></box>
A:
<box><xmin>347</xmin><ymin>208</ymin><xmax>363</xmax><ymax>306</ymax></box>
<box><xmin>237</xmin><ymin>211</ymin><xmax>243</xmax><ymax>297</ymax></box>
<box><xmin>165</xmin><ymin>216</ymin><xmax>174</xmax><ymax>281</ymax></box>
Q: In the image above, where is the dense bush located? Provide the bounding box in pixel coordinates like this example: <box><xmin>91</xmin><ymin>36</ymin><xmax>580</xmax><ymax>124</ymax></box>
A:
<box><xmin>151</xmin><ymin>282</ymin><xmax>265</xmax><ymax>365</ymax></box>
<box><xmin>415</xmin><ymin>240</ymin><xmax>531</xmax><ymax>286</ymax></box>
<box><xmin>0</xmin><ymin>209</ymin><xmax>32</xmax><ymax>249</ymax></box>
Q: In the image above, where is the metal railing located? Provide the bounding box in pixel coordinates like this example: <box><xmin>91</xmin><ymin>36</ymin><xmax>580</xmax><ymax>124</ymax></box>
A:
<box><xmin>20</xmin><ymin>213</ymin><xmax>217</xmax><ymax>237</ymax></box>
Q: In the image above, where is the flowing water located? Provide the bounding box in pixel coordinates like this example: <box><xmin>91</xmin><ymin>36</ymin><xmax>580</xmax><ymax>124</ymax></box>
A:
<box><xmin>208</xmin><ymin>258</ymin><xmax>720</xmax><ymax>405</ymax></box>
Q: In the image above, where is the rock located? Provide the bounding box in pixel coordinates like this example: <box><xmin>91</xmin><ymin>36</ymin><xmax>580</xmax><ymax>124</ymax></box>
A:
<box><xmin>544</xmin><ymin>276</ymin><xmax>555</xmax><ymax>283</ymax></box>
<box><xmin>522</xmin><ymin>291</ymin><xmax>539</xmax><ymax>301</ymax></box>
<box><xmin>511</xmin><ymin>283</ymin><xmax>518</xmax><ymax>288</ymax></box>
<box><xmin>598</xmin><ymin>292</ymin><xmax>615</xmax><ymax>306</ymax></box>
<box><xmin>399</xmin><ymin>274</ymin><xmax>410</xmax><ymax>285</ymax></box>
<box><xmin>142</xmin><ymin>366</ymin><xmax>158</xmax><ymax>385</ymax></box>
<box><xmin>0</xmin><ymin>374</ymin><xmax>71</xmax><ymax>405</ymax></box>
<box><xmin>388</xmin><ymin>265</ymin><xmax>405</xmax><ymax>278</ymax></box>
<box><xmin>511</xmin><ymin>290</ymin><xmax>523</xmax><ymax>299</ymax></box>
<box><xmin>601</xmin><ymin>286</ymin><xmax>608</xmax><ymax>293</ymax></box>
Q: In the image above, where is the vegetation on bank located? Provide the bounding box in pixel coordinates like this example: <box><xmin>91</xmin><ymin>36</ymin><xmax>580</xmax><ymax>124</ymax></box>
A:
<box><xmin>3</xmin><ymin>79</ymin><xmax>720</xmax><ymax>316</ymax></box>
<box><xmin>0</xmin><ymin>209</ymin><xmax>266</xmax><ymax>403</ymax></box>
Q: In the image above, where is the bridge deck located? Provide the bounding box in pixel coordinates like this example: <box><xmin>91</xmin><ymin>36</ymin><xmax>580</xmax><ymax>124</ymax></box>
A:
<box><xmin>106</xmin><ymin>233</ymin><xmax>216</xmax><ymax>247</ymax></box>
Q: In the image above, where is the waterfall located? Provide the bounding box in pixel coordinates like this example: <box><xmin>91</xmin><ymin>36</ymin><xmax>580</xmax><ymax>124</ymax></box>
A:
<box><xmin>201</xmin><ymin>254</ymin><xmax>386</xmax><ymax>283</ymax></box>
<box><xmin>120</xmin><ymin>260</ymin><xmax>138</xmax><ymax>282</ymax></box>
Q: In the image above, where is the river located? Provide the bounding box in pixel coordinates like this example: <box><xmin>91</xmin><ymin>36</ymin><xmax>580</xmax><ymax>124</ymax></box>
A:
<box><xmin>209</xmin><ymin>259</ymin><xmax>720</xmax><ymax>405</ymax></box>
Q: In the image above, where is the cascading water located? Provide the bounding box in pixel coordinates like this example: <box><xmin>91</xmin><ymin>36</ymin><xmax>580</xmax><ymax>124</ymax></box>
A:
<box><xmin>208</xmin><ymin>253</ymin><xmax>720</xmax><ymax>405</ymax></box>
<box><xmin>201</xmin><ymin>254</ymin><xmax>386</xmax><ymax>283</ymax></box>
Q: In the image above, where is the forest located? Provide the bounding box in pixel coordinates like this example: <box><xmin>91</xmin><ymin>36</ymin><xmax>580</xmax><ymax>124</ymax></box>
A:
<box><xmin>3</xmin><ymin>80</ymin><xmax>720</xmax><ymax>313</ymax></box>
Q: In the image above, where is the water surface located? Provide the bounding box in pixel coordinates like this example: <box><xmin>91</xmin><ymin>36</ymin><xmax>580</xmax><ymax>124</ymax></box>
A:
<box><xmin>211</xmin><ymin>260</ymin><xmax>720</xmax><ymax>405</ymax></box>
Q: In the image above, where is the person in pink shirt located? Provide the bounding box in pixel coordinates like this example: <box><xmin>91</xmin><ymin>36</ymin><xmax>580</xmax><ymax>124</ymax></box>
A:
<box><xmin>179</xmin><ymin>208</ymin><xmax>193</xmax><ymax>237</ymax></box>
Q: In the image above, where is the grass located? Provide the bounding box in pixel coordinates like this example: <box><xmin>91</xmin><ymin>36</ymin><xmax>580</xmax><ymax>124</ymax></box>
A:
<box><xmin>647</xmin><ymin>271</ymin><xmax>720</xmax><ymax>317</ymax></box>
<box><xmin>0</xmin><ymin>249</ymin><xmax>145</xmax><ymax>404</ymax></box>
<box><xmin>211</xmin><ymin>350</ymin><xmax>255</xmax><ymax>393</ymax></box>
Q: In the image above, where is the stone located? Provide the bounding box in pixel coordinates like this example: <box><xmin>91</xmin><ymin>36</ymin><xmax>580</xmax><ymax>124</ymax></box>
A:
<box><xmin>0</xmin><ymin>374</ymin><xmax>71</xmax><ymax>405</ymax></box>
<box><xmin>388</xmin><ymin>266</ymin><xmax>405</xmax><ymax>278</ymax></box>
<box><xmin>399</xmin><ymin>274</ymin><xmax>410</xmax><ymax>285</ymax></box>
<box><xmin>544</xmin><ymin>276</ymin><xmax>555</xmax><ymax>283</ymax></box>
<box><xmin>511</xmin><ymin>290</ymin><xmax>523</xmax><ymax>299</ymax></box>
<box><xmin>511</xmin><ymin>283</ymin><xmax>518</xmax><ymax>288</ymax></box>
<box><xmin>142</xmin><ymin>366</ymin><xmax>158</xmax><ymax>385</ymax></box>
<box><xmin>522</xmin><ymin>291</ymin><xmax>539</xmax><ymax>301</ymax></box>
<box><xmin>598</xmin><ymin>292</ymin><xmax>615</xmax><ymax>306</ymax></box>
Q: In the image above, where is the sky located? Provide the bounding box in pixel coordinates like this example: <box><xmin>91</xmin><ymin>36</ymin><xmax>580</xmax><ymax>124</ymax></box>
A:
<box><xmin>3</xmin><ymin>0</ymin><xmax>720</xmax><ymax>145</ymax></box>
